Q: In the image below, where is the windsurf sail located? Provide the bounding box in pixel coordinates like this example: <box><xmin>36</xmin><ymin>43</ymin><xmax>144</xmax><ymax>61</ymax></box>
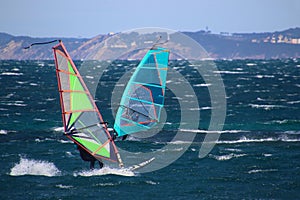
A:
<box><xmin>114</xmin><ymin>47</ymin><xmax>169</xmax><ymax>137</ymax></box>
<box><xmin>53</xmin><ymin>41</ymin><xmax>123</xmax><ymax>167</ymax></box>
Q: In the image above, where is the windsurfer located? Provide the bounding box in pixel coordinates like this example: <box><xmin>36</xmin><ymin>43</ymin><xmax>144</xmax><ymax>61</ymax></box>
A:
<box><xmin>111</xmin><ymin>129</ymin><xmax>128</xmax><ymax>141</ymax></box>
<box><xmin>76</xmin><ymin>144</ymin><xmax>104</xmax><ymax>170</ymax></box>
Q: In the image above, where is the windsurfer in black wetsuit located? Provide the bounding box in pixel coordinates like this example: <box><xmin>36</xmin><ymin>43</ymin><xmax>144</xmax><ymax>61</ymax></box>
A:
<box><xmin>111</xmin><ymin>129</ymin><xmax>128</xmax><ymax>141</ymax></box>
<box><xmin>76</xmin><ymin>144</ymin><xmax>104</xmax><ymax>170</ymax></box>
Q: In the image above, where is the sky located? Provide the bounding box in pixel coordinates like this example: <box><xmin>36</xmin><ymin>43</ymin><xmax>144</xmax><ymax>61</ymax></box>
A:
<box><xmin>1</xmin><ymin>0</ymin><xmax>299</xmax><ymax>38</ymax></box>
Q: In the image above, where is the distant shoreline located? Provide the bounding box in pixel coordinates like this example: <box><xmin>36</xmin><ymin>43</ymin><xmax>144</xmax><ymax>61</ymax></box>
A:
<box><xmin>1</xmin><ymin>27</ymin><xmax>299</xmax><ymax>60</ymax></box>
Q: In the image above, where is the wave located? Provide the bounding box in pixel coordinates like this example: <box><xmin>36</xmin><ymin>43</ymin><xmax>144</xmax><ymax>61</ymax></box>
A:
<box><xmin>1</xmin><ymin>102</ymin><xmax>27</xmax><ymax>107</ymax></box>
<box><xmin>12</xmin><ymin>68</ymin><xmax>20</xmax><ymax>71</ymax></box>
<box><xmin>10</xmin><ymin>157</ymin><xmax>61</xmax><ymax>177</ymax></box>
<box><xmin>284</xmin><ymin>131</ymin><xmax>300</xmax><ymax>135</ymax></box>
<box><xmin>33</xmin><ymin>118</ymin><xmax>47</xmax><ymax>122</ymax></box>
<box><xmin>34</xmin><ymin>138</ymin><xmax>55</xmax><ymax>143</ymax></box>
<box><xmin>193</xmin><ymin>83</ymin><xmax>212</xmax><ymax>87</ymax></box>
<box><xmin>217</xmin><ymin>136</ymin><xmax>300</xmax><ymax>144</ymax></box>
<box><xmin>168</xmin><ymin>140</ymin><xmax>192</xmax><ymax>145</ymax></box>
<box><xmin>214</xmin><ymin>70</ymin><xmax>246</xmax><ymax>74</ymax></box>
<box><xmin>287</xmin><ymin>100</ymin><xmax>300</xmax><ymax>104</ymax></box>
<box><xmin>158</xmin><ymin>147</ymin><xmax>184</xmax><ymax>153</ymax></box>
<box><xmin>255</xmin><ymin>75</ymin><xmax>275</xmax><ymax>78</ymax></box>
<box><xmin>145</xmin><ymin>180</ymin><xmax>159</xmax><ymax>185</ymax></box>
<box><xmin>248</xmin><ymin>169</ymin><xmax>278</xmax><ymax>174</ymax></box>
<box><xmin>45</xmin><ymin>98</ymin><xmax>56</xmax><ymax>101</ymax></box>
<box><xmin>263</xmin><ymin>153</ymin><xmax>272</xmax><ymax>157</ymax></box>
<box><xmin>246</xmin><ymin>63</ymin><xmax>257</xmax><ymax>66</ymax></box>
<box><xmin>95</xmin><ymin>182</ymin><xmax>121</xmax><ymax>187</ymax></box>
<box><xmin>189</xmin><ymin>107</ymin><xmax>211</xmax><ymax>111</ymax></box>
<box><xmin>16</xmin><ymin>81</ymin><xmax>27</xmax><ymax>85</ymax></box>
<box><xmin>209</xmin><ymin>153</ymin><xmax>247</xmax><ymax>161</ymax></box>
<box><xmin>0</xmin><ymin>130</ymin><xmax>8</xmax><ymax>135</ymax></box>
<box><xmin>1</xmin><ymin>72</ymin><xmax>23</xmax><ymax>76</ymax></box>
<box><xmin>249</xmin><ymin>104</ymin><xmax>286</xmax><ymax>110</ymax></box>
<box><xmin>53</xmin><ymin>127</ymin><xmax>64</xmax><ymax>132</ymax></box>
<box><xmin>224</xmin><ymin>148</ymin><xmax>242</xmax><ymax>152</ymax></box>
<box><xmin>179</xmin><ymin>129</ymin><xmax>248</xmax><ymax>134</ymax></box>
<box><xmin>270</xmin><ymin>119</ymin><xmax>300</xmax><ymax>125</ymax></box>
<box><xmin>58</xmin><ymin>139</ymin><xmax>73</xmax><ymax>144</ymax></box>
<box><xmin>55</xmin><ymin>184</ymin><xmax>73</xmax><ymax>189</ymax></box>
<box><xmin>73</xmin><ymin>167</ymin><xmax>135</xmax><ymax>177</ymax></box>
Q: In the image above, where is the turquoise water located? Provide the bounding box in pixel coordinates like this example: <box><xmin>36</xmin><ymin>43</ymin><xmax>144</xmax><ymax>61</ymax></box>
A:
<box><xmin>0</xmin><ymin>59</ymin><xmax>300</xmax><ymax>199</ymax></box>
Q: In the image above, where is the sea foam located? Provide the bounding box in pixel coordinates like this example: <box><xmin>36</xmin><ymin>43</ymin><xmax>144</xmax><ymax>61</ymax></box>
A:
<box><xmin>73</xmin><ymin>167</ymin><xmax>135</xmax><ymax>177</ymax></box>
<box><xmin>10</xmin><ymin>157</ymin><xmax>60</xmax><ymax>177</ymax></box>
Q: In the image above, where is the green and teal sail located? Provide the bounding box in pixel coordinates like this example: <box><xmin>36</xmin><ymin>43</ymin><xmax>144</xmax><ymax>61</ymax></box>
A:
<box><xmin>114</xmin><ymin>47</ymin><xmax>169</xmax><ymax>137</ymax></box>
<box><xmin>53</xmin><ymin>41</ymin><xmax>123</xmax><ymax>167</ymax></box>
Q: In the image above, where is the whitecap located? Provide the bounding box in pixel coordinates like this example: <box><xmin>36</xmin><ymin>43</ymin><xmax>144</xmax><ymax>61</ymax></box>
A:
<box><xmin>287</xmin><ymin>100</ymin><xmax>300</xmax><ymax>104</ymax></box>
<box><xmin>284</xmin><ymin>131</ymin><xmax>300</xmax><ymax>135</ymax></box>
<box><xmin>73</xmin><ymin>167</ymin><xmax>135</xmax><ymax>177</ymax></box>
<box><xmin>179</xmin><ymin>129</ymin><xmax>248</xmax><ymax>134</ymax></box>
<box><xmin>263</xmin><ymin>154</ymin><xmax>272</xmax><ymax>157</ymax></box>
<box><xmin>95</xmin><ymin>182</ymin><xmax>120</xmax><ymax>187</ymax></box>
<box><xmin>115</xmin><ymin>83</ymin><xmax>125</xmax><ymax>87</ymax></box>
<box><xmin>249</xmin><ymin>104</ymin><xmax>285</xmax><ymax>110</ymax></box>
<box><xmin>217</xmin><ymin>137</ymin><xmax>276</xmax><ymax>144</ymax></box>
<box><xmin>1</xmin><ymin>72</ymin><xmax>23</xmax><ymax>76</ymax></box>
<box><xmin>65</xmin><ymin>151</ymin><xmax>74</xmax><ymax>157</ymax></box>
<box><xmin>56</xmin><ymin>184</ymin><xmax>73</xmax><ymax>189</ymax></box>
<box><xmin>224</xmin><ymin>148</ymin><xmax>242</xmax><ymax>152</ymax></box>
<box><xmin>209</xmin><ymin>153</ymin><xmax>246</xmax><ymax>161</ymax></box>
<box><xmin>168</xmin><ymin>140</ymin><xmax>191</xmax><ymax>145</ymax></box>
<box><xmin>3</xmin><ymin>102</ymin><xmax>27</xmax><ymax>107</ymax></box>
<box><xmin>121</xmin><ymin>135</ymin><xmax>141</xmax><ymax>142</ymax></box>
<box><xmin>10</xmin><ymin>157</ymin><xmax>61</xmax><ymax>177</ymax></box>
<box><xmin>12</xmin><ymin>68</ymin><xmax>20</xmax><ymax>71</ymax></box>
<box><xmin>158</xmin><ymin>147</ymin><xmax>184</xmax><ymax>153</ymax></box>
<box><xmin>255</xmin><ymin>75</ymin><xmax>274</xmax><ymax>78</ymax></box>
<box><xmin>214</xmin><ymin>71</ymin><xmax>245</xmax><ymax>74</ymax></box>
<box><xmin>248</xmin><ymin>169</ymin><xmax>278</xmax><ymax>174</ymax></box>
<box><xmin>16</xmin><ymin>81</ymin><xmax>27</xmax><ymax>85</ymax></box>
<box><xmin>45</xmin><ymin>98</ymin><xmax>56</xmax><ymax>101</ymax></box>
<box><xmin>193</xmin><ymin>83</ymin><xmax>212</xmax><ymax>87</ymax></box>
<box><xmin>146</xmin><ymin>180</ymin><xmax>159</xmax><ymax>185</ymax></box>
<box><xmin>59</xmin><ymin>140</ymin><xmax>73</xmax><ymax>144</ymax></box>
<box><xmin>0</xmin><ymin>130</ymin><xmax>8</xmax><ymax>135</ymax></box>
<box><xmin>53</xmin><ymin>127</ymin><xmax>64</xmax><ymax>132</ymax></box>
<box><xmin>85</xmin><ymin>76</ymin><xmax>94</xmax><ymax>79</ymax></box>
<box><xmin>33</xmin><ymin>118</ymin><xmax>47</xmax><ymax>122</ymax></box>
<box><xmin>5</xmin><ymin>93</ymin><xmax>14</xmax><ymax>98</ymax></box>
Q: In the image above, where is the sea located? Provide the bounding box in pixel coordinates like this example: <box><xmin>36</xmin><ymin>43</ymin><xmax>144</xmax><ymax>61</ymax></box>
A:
<box><xmin>0</xmin><ymin>59</ymin><xmax>299</xmax><ymax>199</ymax></box>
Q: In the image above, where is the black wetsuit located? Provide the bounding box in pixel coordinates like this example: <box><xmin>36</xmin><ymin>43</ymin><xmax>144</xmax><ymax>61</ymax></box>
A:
<box><xmin>112</xmin><ymin>129</ymin><xmax>128</xmax><ymax>141</ymax></box>
<box><xmin>77</xmin><ymin>145</ymin><xmax>104</xmax><ymax>169</ymax></box>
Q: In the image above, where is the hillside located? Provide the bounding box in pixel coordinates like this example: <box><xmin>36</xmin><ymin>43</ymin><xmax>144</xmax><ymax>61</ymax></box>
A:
<box><xmin>0</xmin><ymin>28</ymin><xmax>299</xmax><ymax>60</ymax></box>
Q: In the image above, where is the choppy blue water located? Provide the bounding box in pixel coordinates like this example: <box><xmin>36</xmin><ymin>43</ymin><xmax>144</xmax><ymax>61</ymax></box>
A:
<box><xmin>0</xmin><ymin>59</ymin><xmax>300</xmax><ymax>199</ymax></box>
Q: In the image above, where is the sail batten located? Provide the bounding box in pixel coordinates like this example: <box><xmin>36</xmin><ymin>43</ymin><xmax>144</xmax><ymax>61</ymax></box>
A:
<box><xmin>53</xmin><ymin>41</ymin><xmax>123</xmax><ymax>166</ymax></box>
<box><xmin>114</xmin><ymin>47</ymin><xmax>169</xmax><ymax>137</ymax></box>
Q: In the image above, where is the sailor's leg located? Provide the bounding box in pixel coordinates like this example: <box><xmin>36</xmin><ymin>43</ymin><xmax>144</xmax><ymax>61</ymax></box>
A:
<box><xmin>90</xmin><ymin>160</ymin><xmax>95</xmax><ymax>170</ymax></box>
<box><xmin>122</xmin><ymin>134</ymin><xmax>128</xmax><ymax>141</ymax></box>
<box><xmin>98</xmin><ymin>160</ymin><xmax>104</xmax><ymax>169</ymax></box>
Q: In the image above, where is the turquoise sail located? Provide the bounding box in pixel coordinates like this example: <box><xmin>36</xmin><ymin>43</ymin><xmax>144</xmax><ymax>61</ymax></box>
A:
<box><xmin>114</xmin><ymin>47</ymin><xmax>169</xmax><ymax>137</ymax></box>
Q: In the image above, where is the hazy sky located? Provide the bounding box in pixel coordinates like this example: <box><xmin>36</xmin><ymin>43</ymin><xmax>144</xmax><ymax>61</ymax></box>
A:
<box><xmin>1</xmin><ymin>0</ymin><xmax>299</xmax><ymax>38</ymax></box>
